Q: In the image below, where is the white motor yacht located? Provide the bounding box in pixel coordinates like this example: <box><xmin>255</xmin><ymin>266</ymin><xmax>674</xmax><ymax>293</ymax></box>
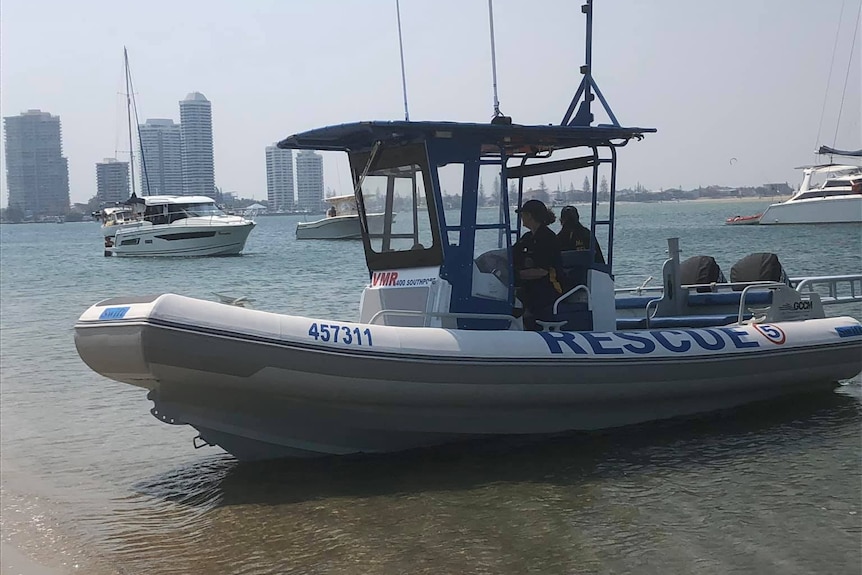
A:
<box><xmin>107</xmin><ymin>196</ymin><xmax>255</xmax><ymax>257</ymax></box>
<box><xmin>758</xmin><ymin>163</ymin><xmax>862</xmax><ymax>225</ymax></box>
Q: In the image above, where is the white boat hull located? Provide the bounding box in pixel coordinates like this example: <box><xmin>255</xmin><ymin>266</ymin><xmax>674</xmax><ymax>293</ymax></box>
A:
<box><xmin>758</xmin><ymin>195</ymin><xmax>862</xmax><ymax>224</ymax></box>
<box><xmin>109</xmin><ymin>218</ymin><xmax>255</xmax><ymax>257</ymax></box>
<box><xmin>74</xmin><ymin>294</ymin><xmax>862</xmax><ymax>460</ymax></box>
<box><xmin>296</xmin><ymin>213</ymin><xmax>386</xmax><ymax>239</ymax></box>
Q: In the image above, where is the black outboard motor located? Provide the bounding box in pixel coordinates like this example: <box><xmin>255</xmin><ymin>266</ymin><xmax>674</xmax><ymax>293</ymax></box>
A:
<box><xmin>679</xmin><ymin>256</ymin><xmax>726</xmax><ymax>292</ymax></box>
<box><xmin>730</xmin><ymin>253</ymin><xmax>789</xmax><ymax>289</ymax></box>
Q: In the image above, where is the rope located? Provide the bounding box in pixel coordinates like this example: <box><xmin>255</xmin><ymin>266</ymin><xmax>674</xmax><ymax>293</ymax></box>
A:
<box><xmin>831</xmin><ymin>0</ymin><xmax>862</xmax><ymax>153</ymax></box>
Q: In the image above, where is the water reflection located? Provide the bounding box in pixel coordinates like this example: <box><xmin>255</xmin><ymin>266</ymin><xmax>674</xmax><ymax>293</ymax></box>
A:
<box><xmin>136</xmin><ymin>387</ymin><xmax>861</xmax><ymax>509</ymax></box>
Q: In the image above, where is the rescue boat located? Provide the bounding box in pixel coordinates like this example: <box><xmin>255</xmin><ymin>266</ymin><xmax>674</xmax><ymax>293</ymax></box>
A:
<box><xmin>73</xmin><ymin>3</ymin><xmax>862</xmax><ymax>460</ymax></box>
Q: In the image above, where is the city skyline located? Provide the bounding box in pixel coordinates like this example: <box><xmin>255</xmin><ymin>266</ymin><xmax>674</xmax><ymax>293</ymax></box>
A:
<box><xmin>1</xmin><ymin>1</ymin><xmax>859</xmax><ymax>207</ymax></box>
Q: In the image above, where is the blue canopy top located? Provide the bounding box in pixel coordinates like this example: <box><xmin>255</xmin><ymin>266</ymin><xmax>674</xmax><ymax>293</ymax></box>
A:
<box><xmin>277</xmin><ymin>120</ymin><xmax>655</xmax><ymax>153</ymax></box>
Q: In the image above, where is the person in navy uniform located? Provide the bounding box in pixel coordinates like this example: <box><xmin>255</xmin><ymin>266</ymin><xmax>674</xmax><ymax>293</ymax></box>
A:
<box><xmin>558</xmin><ymin>205</ymin><xmax>605</xmax><ymax>264</ymax></box>
<box><xmin>513</xmin><ymin>199</ymin><xmax>563</xmax><ymax>330</ymax></box>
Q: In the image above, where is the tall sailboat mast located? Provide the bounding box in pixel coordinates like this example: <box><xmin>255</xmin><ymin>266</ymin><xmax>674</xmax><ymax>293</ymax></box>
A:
<box><xmin>124</xmin><ymin>47</ymin><xmax>138</xmax><ymax>197</ymax></box>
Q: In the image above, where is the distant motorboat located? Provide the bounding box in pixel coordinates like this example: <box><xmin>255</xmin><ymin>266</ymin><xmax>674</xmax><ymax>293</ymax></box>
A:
<box><xmin>296</xmin><ymin>194</ymin><xmax>388</xmax><ymax>240</ymax></box>
<box><xmin>725</xmin><ymin>213</ymin><xmax>762</xmax><ymax>225</ymax></box>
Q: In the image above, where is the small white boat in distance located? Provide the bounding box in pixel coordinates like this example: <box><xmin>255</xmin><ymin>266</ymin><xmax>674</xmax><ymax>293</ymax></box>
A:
<box><xmin>107</xmin><ymin>195</ymin><xmax>255</xmax><ymax>257</ymax></box>
<box><xmin>296</xmin><ymin>194</ymin><xmax>387</xmax><ymax>239</ymax></box>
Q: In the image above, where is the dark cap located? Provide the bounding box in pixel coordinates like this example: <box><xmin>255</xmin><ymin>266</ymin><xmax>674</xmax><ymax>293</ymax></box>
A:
<box><xmin>516</xmin><ymin>199</ymin><xmax>548</xmax><ymax>218</ymax></box>
<box><xmin>561</xmin><ymin>205</ymin><xmax>579</xmax><ymax>222</ymax></box>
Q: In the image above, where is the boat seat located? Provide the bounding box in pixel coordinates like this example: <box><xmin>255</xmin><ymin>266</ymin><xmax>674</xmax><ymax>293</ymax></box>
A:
<box><xmin>616</xmin><ymin>295</ymin><xmax>658</xmax><ymax>310</ymax></box>
<box><xmin>687</xmin><ymin>291</ymin><xmax>772</xmax><ymax>307</ymax></box>
<box><xmin>617</xmin><ymin>290</ymin><xmax>773</xmax><ymax>312</ymax></box>
<box><xmin>616</xmin><ymin>314</ymin><xmax>741</xmax><ymax>330</ymax></box>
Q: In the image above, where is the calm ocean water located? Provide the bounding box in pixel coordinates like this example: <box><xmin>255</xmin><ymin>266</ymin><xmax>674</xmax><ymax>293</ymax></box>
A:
<box><xmin>1</xmin><ymin>201</ymin><xmax>860</xmax><ymax>575</ymax></box>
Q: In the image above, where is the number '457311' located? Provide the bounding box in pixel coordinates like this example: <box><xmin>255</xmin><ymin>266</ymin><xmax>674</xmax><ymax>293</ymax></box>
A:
<box><xmin>308</xmin><ymin>323</ymin><xmax>373</xmax><ymax>346</ymax></box>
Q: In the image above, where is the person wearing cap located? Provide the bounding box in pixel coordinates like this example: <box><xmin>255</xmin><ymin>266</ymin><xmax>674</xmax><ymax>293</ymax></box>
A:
<box><xmin>559</xmin><ymin>205</ymin><xmax>605</xmax><ymax>264</ymax></box>
<box><xmin>513</xmin><ymin>199</ymin><xmax>563</xmax><ymax>330</ymax></box>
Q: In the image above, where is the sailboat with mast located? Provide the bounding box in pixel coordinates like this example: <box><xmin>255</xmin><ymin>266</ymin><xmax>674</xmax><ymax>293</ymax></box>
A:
<box><xmin>101</xmin><ymin>48</ymin><xmax>256</xmax><ymax>257</ymax></box>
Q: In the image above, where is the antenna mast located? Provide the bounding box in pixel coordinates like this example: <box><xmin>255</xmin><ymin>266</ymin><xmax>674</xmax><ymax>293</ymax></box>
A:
<box><xmin>396</xmin><ymin>0</ymin><xmax>410</xmax><ymax>121</ymax></box>
<box><xmin>560</xmin><ymin>0</ymin><xmax>620</xmax><ymax>127</ymax></box>
<box><xmin>487</xmin><ymin>0</ymin><xmax>503</xmax><ymax>119</ymax></box>
<box><xmin>124</xmin><ymin>47</ymin><xmax>138</xmax><ymax>197</ymax></box>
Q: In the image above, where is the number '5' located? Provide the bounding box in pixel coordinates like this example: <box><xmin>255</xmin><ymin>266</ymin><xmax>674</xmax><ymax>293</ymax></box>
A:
<box><xmin>319</xmin><ymin>325</ymin><xmax>331</xmax><ymax>341</ymax></box>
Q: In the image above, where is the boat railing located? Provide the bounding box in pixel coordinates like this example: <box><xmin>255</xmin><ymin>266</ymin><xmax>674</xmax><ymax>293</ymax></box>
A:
<box><xmin>736</xmin><ymin>282</ymin><xmax>789</xmax><ymax>324</ymax></box>
<box><xmin>615</xmin><ymin>276</ymin><xmax>862</xmax><ymax>306</ymax></box>
<box><xmin>790</xmin><ymin>274</ymin><xmax>862</xmax><ymax>305</ymax></box>
<box><xmin>552</xmin><ymin>284</ymin><xmax>592</xmax><ymax>315</ymax></box>
<box><xmin>367</xmin><ymin>309</ymin><xmax>519</xmax><ymax>328</ymax></box>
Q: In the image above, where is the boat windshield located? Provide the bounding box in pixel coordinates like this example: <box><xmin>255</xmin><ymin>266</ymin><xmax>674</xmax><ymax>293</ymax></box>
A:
<box><xmin>351</xmin><ymin>143</ymin><xmax>443</xmax><ymax>271</ymax></box>
<box><xmin>178</xmin><ymin>202</ymin><xmax>225</xmax><ymax>217</ymax></box>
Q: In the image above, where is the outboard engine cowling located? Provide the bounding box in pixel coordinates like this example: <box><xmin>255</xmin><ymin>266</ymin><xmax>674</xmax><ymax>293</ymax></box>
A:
<box><xmin>730</xmin><ymin>253</ymin><xmax>789</xmax><ymax>289</ymax></box>
<box><xmin>679</xmin><ymin>255</ymin><xmax>726</xmax><ymax>292</ymax></box>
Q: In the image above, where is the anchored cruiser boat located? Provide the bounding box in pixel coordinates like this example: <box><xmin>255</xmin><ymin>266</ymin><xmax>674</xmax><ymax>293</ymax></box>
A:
<box><xmin>295</xmin><ymin>194</ymin><xmax>388</xmax><ymax>240</ymax></box>
<box><xmin>74</xmin><ymin>4</ymin><xmax>862</xmax><ymax>460</ymax></box>
<box><xmin>104</xmin><ymin>195</ymin><xmax>255</xmax><ymax>257</ymax></box>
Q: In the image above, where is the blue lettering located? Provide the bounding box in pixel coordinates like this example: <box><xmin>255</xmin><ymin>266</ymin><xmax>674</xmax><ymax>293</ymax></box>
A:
<box><xmin>615</xmin><ymin>332</ymin><xmax>656</xmax><ymax>354</ymax></box>
<box><xmin>718</xmin><ymin>327</ymin><xmax>760</xmax><ymax>349</ymax></box>
<box><xmin>685</xmin><ymin>329</ymin><xmax>726</xmax><ymax>351</ymax></box>
<box><xmin>653</xmin><ymin>330</ymin><xmax>692</xmax><ymax>353</ymax></box>
<box><xmin>581</xmin><ymin>333</ymin><xmax>624</xmax><ymax>355</ymax></box>
<box><xmin>538</xmin><ymin>332</ymin><xmax>588</xmax><ymax>354</ymax></box>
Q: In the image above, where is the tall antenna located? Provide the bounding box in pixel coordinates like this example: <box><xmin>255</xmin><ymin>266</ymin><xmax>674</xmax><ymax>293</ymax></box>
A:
<box><xmin>560</xmin><ymin>0</ymin><xmax>619</xmax><ymax>127</ymax></box>
<box><xmin>396</xmin><ymin>0</ymin><xmax>410</xmax><ymax>121</ymax></box>
<box><xmin>487</xmin><ymin>0</ymin><xmax>503</xmax><ymax>119</ymax></box>
<box><xmin>124</xmin><ymin>47</ymin><xmax>138</xmax><ymax>197</ymax></box>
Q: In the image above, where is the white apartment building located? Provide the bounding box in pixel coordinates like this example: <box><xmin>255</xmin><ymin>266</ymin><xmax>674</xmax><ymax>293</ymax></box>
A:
<box><xmin>138</xmin><ymin>119</ymin><xmax>183</xmax><ymax>196</ymax></box>
<box><xmin>3</xmin><ymin>109</ymin><xmax>70</xmax><ymax>215</ymax></box>
<box><xmin>295</xmin><ymin>150</ymin><xmax>324</xmax><ymax>212</ymax></box>
<box><xmin>179</xmin><ymin>92</ymin><xmax>215</xmax><ymax>197</ymax></box>
<box><xmin>95</xmin><ymin>158</ymin><xmax>130</xmax><ymax>204</ymax></box>
<box><xmin>265</xmin><ymin>145</ymin><xmax>294</xmax><ymax>212</ymax></box>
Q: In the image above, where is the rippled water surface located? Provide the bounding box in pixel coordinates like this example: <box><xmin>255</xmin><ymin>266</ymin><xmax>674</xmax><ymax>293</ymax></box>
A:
<box><xmin>1</xmin><ymin>203</ymin><xmax>860</xmax><ymax>574</ymax></box>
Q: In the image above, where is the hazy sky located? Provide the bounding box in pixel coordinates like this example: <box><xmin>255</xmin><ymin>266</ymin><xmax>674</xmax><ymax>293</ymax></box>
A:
<box><xmin>1</xmin><ymin>0</ymin><xmax>860</xmax><ymax>205</ymax></box>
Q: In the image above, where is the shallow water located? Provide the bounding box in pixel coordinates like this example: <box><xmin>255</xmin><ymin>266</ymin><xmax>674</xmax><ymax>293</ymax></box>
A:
<box><xmin>1</xmin><ymin>202</ymin><xmax>860</xmax><ymax>574</ymax></box>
